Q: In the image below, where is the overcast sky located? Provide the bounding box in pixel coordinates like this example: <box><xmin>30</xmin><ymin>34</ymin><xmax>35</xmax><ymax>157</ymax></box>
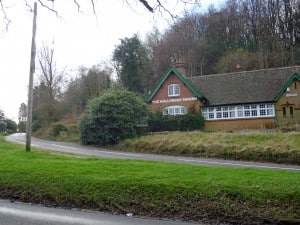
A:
<box><xmin>0</xmin><ymin>0</ymin><xmax>216</xmax><ymax>121</ymax></box>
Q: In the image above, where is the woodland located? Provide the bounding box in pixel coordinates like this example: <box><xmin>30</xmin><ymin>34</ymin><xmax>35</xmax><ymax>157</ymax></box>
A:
<box><xmin>8</xmin><ymin>0</ymin><xmax>300</xmax><ymax>131</ymax></box>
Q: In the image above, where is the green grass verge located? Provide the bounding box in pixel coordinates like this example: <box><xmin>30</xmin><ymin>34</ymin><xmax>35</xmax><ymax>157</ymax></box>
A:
<box><xmin>0</xmin><ymin>136</ymin><xmax>299</xmax><ymax>224</ymax></box>
<box><xmin>34</xmin><ymin>123</ymin><xmax>300</xmax><ymax>165</ymax></box>
<box><xmin>118</xmin><ymin>131</ymin><xmax>300</xmax><ymax>165</ymax></box>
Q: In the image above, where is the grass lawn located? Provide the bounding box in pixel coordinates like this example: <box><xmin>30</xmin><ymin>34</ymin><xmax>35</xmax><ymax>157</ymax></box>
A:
<box><xmin>0</xmin><ymin>136</ymin><xmax>299</xmax><ymax>224</ymax></box>
<box><xmin>118</xmin><ymin>131</ymin><xmax>300</xmax><ymax>165</ymax></box>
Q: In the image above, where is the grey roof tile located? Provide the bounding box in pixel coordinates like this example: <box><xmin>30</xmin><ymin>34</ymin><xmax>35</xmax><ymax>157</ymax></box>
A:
<box><xmin>187</xmin><ymin>66</ymin><xmax>300</xmax><ymax>106</ymax></box>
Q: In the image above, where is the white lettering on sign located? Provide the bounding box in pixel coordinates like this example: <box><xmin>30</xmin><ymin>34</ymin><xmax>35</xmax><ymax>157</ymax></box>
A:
<box><xmin>152</xmin><ymin>97</ymin><xmax>197</xmax><ymax>104</ymax></box>
<box><xmin>286</xmin><ymin>93</ymin><xmax>298</xmax><ymax>97</ymax></box>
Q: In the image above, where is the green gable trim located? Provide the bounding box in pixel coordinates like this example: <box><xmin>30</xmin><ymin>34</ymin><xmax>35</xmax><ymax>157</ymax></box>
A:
<box><xmin>274</xmin><ymin>73</ymin><xmax>300</xmax><ymax>101</ymax></box>
<box><xmin>147</xmin><ymin>65</ymin><xmax>203</xmax><ymax>103</ymax></box>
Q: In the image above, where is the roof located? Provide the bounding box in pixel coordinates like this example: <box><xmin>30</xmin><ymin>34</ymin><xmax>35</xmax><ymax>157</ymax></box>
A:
<box><xmin>147</xmin><ymin>66</ymin><xmax>204</xmax><ymax>103</ymax></box>
<box><xmin>187</xmin><ymin>66</ymin><xmax>300</xmax><ymax>106</ymax></box>
<box><xmin>274</xmin><ymin>72</ymin><xmax>300</xmax><ymax>101</ymax></box>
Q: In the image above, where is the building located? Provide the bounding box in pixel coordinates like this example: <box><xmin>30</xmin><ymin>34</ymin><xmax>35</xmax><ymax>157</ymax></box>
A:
<box><xmin>147</xmin><ymin>62</ymin><xmax>300</xmax><ymax>131</ymax></box>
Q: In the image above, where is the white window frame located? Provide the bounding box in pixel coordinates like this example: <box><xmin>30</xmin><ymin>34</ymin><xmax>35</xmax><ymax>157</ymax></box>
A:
<box><xmin>202</xmin><ymin>103</ymin><xmax>275</xmax><ymax>120</ymax></box>
<box><xmin>163</xmin><ymin>105</ymin><xmax>186</xmax><ymax>115</ymax></box>
<box><xmin>168</xmin><ymin>84</ymin><xmax>180</xmax><ymax>97</ymax></box>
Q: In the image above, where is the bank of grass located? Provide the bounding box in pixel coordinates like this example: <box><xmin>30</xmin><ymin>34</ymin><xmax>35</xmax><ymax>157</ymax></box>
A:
<box><xmin>118</xmin><ymin>131</ymin><xmax>300</xmax><ymax>165</ymax></box>
<box><xmin>35</xmin><ymin>122</ymin><xmax>300</xmax><ymax>165</ymax></box>
<box><xmin>0</xmin><ymin>136</ymin><xmax>300</xmax><ymax>224</ymax></box>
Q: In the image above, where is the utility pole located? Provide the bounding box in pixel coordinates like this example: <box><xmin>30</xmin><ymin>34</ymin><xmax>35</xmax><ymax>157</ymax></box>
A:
<box><xmin>26</xmin><ymin>2</ymin><xmax>37</xmax><ymax>152</ymax></box>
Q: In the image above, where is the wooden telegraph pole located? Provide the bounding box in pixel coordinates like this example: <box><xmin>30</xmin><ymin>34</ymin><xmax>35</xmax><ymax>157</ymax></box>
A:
<box><xmin>26</xmin><ymin>2</ymin><xmax>37</xmax><ymax>152</ymax></box>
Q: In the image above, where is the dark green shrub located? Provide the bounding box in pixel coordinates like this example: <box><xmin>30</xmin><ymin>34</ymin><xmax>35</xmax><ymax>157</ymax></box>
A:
<box><xmin>79</xmin><ymin>86</ymin><xmax>150</xmax><ymax>145</ymax></box>
<box><xmin>52</xmin><ymin>123</ymin><xmax>69</xmax><ymax>136</ymax></box>
<box><xmin>18</xmin><ymin>121</ymin><xmax>26</xmax><ymax>133</ymax></box>
<box><xmin>148</xmin><ymin>113</ymin><xmax>205</xmax><ymax>132</ymax></box>
<box><xmin>0</xmin><ymin>119</ymin><xmax>17</xmax><ymax>134</ymax></box>
<box><xmin>67</xmin><ymin>124</ymin><xmax>79</xmax><ymax>134</ymax></box>
<box><xmin>32</xmin><ymin>120</ymin><xmax>41</xmax><ymax>132</ymax></box>
<box><xmin>0</xmin><ymin>121</ymin><xmax>6</xmax><ymax>133</ymax></box>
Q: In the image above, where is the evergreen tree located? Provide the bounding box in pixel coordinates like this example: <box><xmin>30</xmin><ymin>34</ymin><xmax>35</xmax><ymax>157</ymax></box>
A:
<box><xmin>113</xmin><ymin>34</ymin><xmax>152</xmax><ymax>94</ymax></box>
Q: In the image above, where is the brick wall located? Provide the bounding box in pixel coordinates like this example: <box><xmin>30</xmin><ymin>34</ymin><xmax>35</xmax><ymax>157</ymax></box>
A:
<box><xmin>275</xmin><ymin>80</ymin><xmax>300</xmax><ymax>126</ymax></box>
<box><xmin>204</xmin><ymin>118</ymin><xmax>276</xmax><ymax>131</ymax></box>
<box><xmin>148</xmin><ymin>72</ymin><xmax>203</xmax><ymax>113</ymax></box>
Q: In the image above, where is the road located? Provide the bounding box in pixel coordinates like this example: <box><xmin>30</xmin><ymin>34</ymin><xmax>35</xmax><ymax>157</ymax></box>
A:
<box><xmin>0</xmin><ymin>200</ymin><xmax>199</xmax><ymax>225</ymax></box>
<box><xmin>5</xmin><ymin>133</ymin><xmax>300</xmax><ymax>172</ymax></box>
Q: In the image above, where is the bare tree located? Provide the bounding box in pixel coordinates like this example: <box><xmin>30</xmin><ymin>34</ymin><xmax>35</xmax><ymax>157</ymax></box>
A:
<box><xmin>38</xmin><ymin>42</ymin><xmax>64</xmax><ymax>101</ymax></box>
<box><xmin>63</xmin><ymin>65</ymin><xmax>112</xmax><ymax>117</ymax></box>
<box><xmin>18</xmin><ymin>103</ymin><xmax>27</xmax><ymax>132</ymax></box>
<box><xmin>0</xmin><ymin>0</ymin><xmax>201</xmax><ymax>30</ymax></box>
<box><xmin>36</xmin><ymin>42</ymin><xmax>64</xmax><ymax>123</ymax></box>
<box><xmin>38</xmin><ymin>43</ymin><xmax>63</xmax><ymax>98</ymax></box>
<box><xmin>18</xmin><ymin>103</ymin><xmax>27</xmax><ymax>122</ymax></box>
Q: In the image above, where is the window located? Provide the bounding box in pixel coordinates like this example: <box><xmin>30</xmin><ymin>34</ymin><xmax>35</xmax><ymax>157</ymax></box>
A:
<box><xmin>163</xmin><ymin>108</ymin><xmax>168</xmax><ymax>115</ymax></box>
<box><xmin>222</xmin><ymin>107</ymin><xmax>229</xmax><ymax>118</ymax></box>
<box><xmin>203</xmin><ymin>107</ymin><xmax>215</xmax><ymax>119</ymax></box>
<box><xmin>266</xmin><ymin>104</ymin><xmax>274</xmax><ymax>115</ymax></box>
<box><xmin>229</xmin><ymin>111</ymin><xmax>235</xmax><ymax>118</ymax></box>
<box><xmin>237</xmin><ymin>106</ymin><xmax>244</xmax><ymax>117</ymax></box>
<box><xmin>168</xmin><ymin>84</ymin><xmax>180</xmax><ymax>97</ymax></box>
<box><xmin>202</xmin><ymin>103</ymin><xmax>275</xmax><ymax>120</ymax></box>
<box><xmin>215</xmin><ymin>106</ymin><xmax>221</xmax><ymax>118</ymax></box>
<box><xmin>202</xmin><ymin>108</ymin><xmax>208</xmax><ymax>119</ymax></box>
<box><xmin>163</xmin><ymin>106</ymin><xmax>186</xmax><ymax>115</ymax></box>
<box><xmin>251</xmin><ymin>105</ymin><xmax>257</xmax><ymax>116</ymax></box>
<box><xmin>244</xmin><ymin>105</ymin><xmax>251</xmax><ymax>117</ymax></box>
<box><xmin>229</xmin><ymin>106</ymin><xmax>235</xmax><ymax>118</ymax></box>
<box><xmin>259</xmin><ymin>104</ymin><xmax>266</xmax><ymax>116</ymax></box>
<box><xmin>283</xmin><ymin>107</ymin><xmax>286</xmax><ymax>118</ymax></box>
<box><xmin>290</xmin><ymin>107</ymin><xmax>294</xmax><ymax>117</ymax></box>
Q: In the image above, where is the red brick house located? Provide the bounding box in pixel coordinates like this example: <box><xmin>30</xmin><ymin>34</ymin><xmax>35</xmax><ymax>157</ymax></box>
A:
<box><xmin>147</xmin><ymin>62</ymin><xmax>300</xmax><ymax>131</ymax></box>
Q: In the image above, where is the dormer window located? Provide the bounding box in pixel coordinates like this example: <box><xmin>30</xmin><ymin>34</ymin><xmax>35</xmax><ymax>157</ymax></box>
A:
<box><xmin>168</xmin><ymin>84</ymin><xmax>180</xmax><ymax>97</ymax></box>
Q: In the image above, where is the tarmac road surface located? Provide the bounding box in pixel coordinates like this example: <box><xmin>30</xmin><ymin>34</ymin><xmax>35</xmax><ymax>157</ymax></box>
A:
<box><xmin>0</xmin><ymin>200</ymin><xmax>201</xmax><ymax>225</ymax></box>
<box><xmin>5</xmin><ymin>133</ymin><xmax>300</xmax><ymax>172</ymax></box>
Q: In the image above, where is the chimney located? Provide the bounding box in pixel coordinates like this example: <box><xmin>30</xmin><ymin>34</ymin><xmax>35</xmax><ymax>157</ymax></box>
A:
<box><xmin>173</xmin><ymin>58</ymin><xmax>187</xmax><ymax>76</ymax></box>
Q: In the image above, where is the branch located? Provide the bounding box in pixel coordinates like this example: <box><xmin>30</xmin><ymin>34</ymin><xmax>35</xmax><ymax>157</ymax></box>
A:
<box><xmin>90</xmin><ymin>0</ymin><xmax>98</xmax><ymax>25</ymax></box>
<box><xmin>38</xmin><ymin>0</ymin><xmax>59</xmax><ymax>17</ymax></box>
<box><xmin>73</xmin><ymin>0</ymin><xmax>81</xmax><ymax>13</ymax></box>
<box><xmin>154</xmin><ymin>0</ymin><xmax>177</xmax><ymax>19</ymax></box>
<box><xmin>138</xmin><ymin>0</ymin><xmax>154</xmax><ymax>13</ymax></box>
<box><xmin>1</xmin><ymin>0</ymin><xmax>200</xmax><ymax>31</ymax></box>
<box><xmin>90</xmin><ymin>0</ymin><xmax>96</xmax><ymax>15</ymax></box>
<box><xmin>0</xmin><ymin>0</ymin><xmax>11</xmax><ymax>32</ymax></box>
<box><xmin>24</xmin><ymin>0</ymin><xmax>33</xmax><ymax>12</ymax></box>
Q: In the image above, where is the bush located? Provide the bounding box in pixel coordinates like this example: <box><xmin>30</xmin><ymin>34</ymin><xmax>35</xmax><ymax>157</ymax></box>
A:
<box><xmin>79</xmin><ymin>86</ymin><xmax>150</xmax><ymax>145</ymax></box>
<box><xmin>0</xmin><ymin>119</ymin><xmax>17</xmax><ymax>134</ymax></box>
<box><xmin>148</xmin><ymin>113</ymin><xmax>205</xmax><ymax>132</ymax></box>
<box><xmin>18</xmin><ymin>121</ymin><xmax>26</xmax><ymax>133</ymax></box>
<box><xmin>52</xmin><ymin>123</ymin><xmax>69</xmax><ymax>136</ymax></box>
<box><xmin>32</xmin><ymin>120</ymin><xmax>41</xmax><ymax>132</ymax></box>
<box><xmin>67</xmin><ymin>124</ymin><xmax>79</xmax><ymax>134</ymax></box>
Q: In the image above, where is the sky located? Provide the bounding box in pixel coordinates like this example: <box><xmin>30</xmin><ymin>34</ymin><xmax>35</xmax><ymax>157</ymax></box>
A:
<box><xmin>0</xmin><ymin>0</ymin><xmax>216</xmax><ymax>121</ymax></box>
